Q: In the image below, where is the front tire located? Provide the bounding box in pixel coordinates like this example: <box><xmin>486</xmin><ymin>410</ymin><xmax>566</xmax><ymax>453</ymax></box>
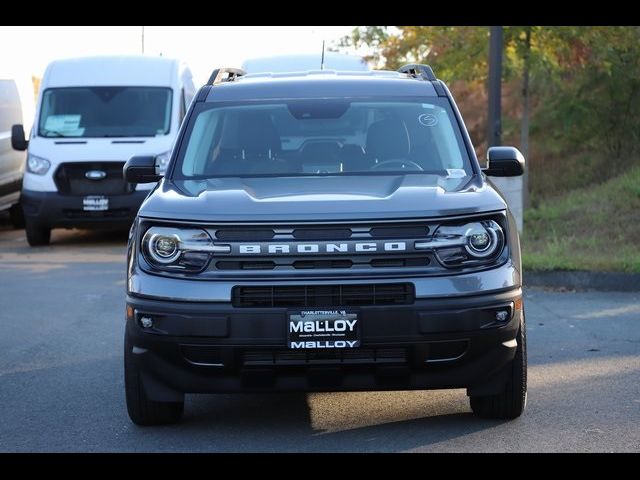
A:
<box><xmin>124</xmin><ymin>332</ymin><xmax>184</xmax><ymax>426</ymax></box>
<box><xmin>470</xmin><ymin>314</ymin><xmax>527</xmax><ymax>419</ymax></box>
<box><xmin>25</xmin><ymin>219</ymin><xmax>51</xmax><ymax>246</ymax></box>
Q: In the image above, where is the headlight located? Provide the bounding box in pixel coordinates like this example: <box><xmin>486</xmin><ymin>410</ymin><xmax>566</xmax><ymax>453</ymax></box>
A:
<box><xmin>155</xmin><ymin>151</ymin><xmax>171</xmax><ymax>176</ymax></box>
<box><xmin>415</xmin><ymin>220</ymin><xmax>505</xmax><ymax>267</ymax></box>
<box><xmin>463</xmin><ymin>223</ymin><xmax>500</xmax><ymax>258</ymax></box>
<box><xmin>147</xmin><ymin>231</ymin><xmax>180</xmax><ymax>264</ymax></box>
<box><xmin>27</xmin><ymin>154</ymin><xmax>51</xmax><ymax>175</ymax></box>
<box><xmin>141</xmin><ymin>226</ymin><xmax>230</xmax><ymax>272</ymax></box>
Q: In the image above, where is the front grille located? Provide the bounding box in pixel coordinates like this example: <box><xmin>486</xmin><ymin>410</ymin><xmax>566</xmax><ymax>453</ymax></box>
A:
<box><xmin>293</xmin><ymin>259</ymin><xmax>353</xmax><ymax>269</ymax></box>
<box><xmin>370</xmin><ymin>257</ymin><xmax>430</xmax><ymax>268</ymax></box>
<box><xmin>243</xmin><ymin>348</ymin><xmax>407</xmax><ymax>366</ymax></box>
<box><xmin>180</xmin><ymin>343</ymin><xmax>468</xmax><ymax>368</ymax></box>
<box><xmin>215</xmin><ymin>257</ymin><xmax>430</xmax><ymax>271</ymax></box>
<box><xmin>211</xmin><ymin>223</ymin><xmax>430</xmax><ymax>242</ymax></box>
<box><xmin>204</xmin><ymin>221</ymin><xmax>438</xmax><ymax>274</ymax></box>
<box><xmin>370</xmin><ymin>226</ymin><xmax>429</xmax><ymax>238</ymax></box>
<box><xmin>215</xmin><ymin>229</ymin><xmax>275</xmax><ymax>241</ymax></box>
<box><xmin>216</xmin><ymin>261</ymin><xmax>276</xmax><ymax>270</ymax></box>
<box><xmin>292</xmin><ymin>228</ymin><xmax>352</xmax><ymax>240</ymax></box>
<box><xmin>54</xmin><ymin>162</ymin><xmax>133</xmax><ymax>196</ymax></box>
<box><xmin>232</xmin><ymin>283</ymin><xmax>415</xmax><ymax>308</ymax></box>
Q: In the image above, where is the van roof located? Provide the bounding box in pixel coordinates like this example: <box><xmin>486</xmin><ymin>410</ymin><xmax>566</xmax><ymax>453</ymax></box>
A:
<box><xmin>44</xmin><ymin>55</ymin><xmax>182</xmax><ymax>88</ymax></box>
<box><xmin>241</xmin><ymin>53</ymin><xmax>369</xmax><ymax>74</ymax></box>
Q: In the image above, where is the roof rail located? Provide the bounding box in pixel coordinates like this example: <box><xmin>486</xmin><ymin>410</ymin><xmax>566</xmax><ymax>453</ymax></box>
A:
<box><xmin>207</xmin><ymin>67</ymin><xmax>246</xmax><ymax>85</ymax></box>
<box><xmin>397</xmin><ymin>64</ymin><xmax>437</xmax><ymax>81</ymax></box>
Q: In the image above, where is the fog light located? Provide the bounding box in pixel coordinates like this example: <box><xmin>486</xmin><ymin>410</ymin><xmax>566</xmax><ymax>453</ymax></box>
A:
<box><xmin>140</xmin><ymin>316</ymin><xmax>154</xmax><ymax>328</ymax></box>
<box><xmin>495</xmin><ymin>310</ymin><xmax>509</xmax><ymax>322</ymax></box>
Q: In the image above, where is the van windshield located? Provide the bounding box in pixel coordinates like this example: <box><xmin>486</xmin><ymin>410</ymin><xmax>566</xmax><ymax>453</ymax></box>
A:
<box><xmin>38</xmin><ymin>87</ymin><xmax>172</xmax><ymax>138</ymax></box>
<box><xmin>176</xmin><ymin>98</ymin><xmax>472</xmax><ymax>179</ymax></box>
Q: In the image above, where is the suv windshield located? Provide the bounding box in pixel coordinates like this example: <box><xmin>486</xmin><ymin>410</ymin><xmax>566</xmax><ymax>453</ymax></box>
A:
<box><xmin>38</xmin><ymin>87</ymin><xmax>172</xmax><ymax>138</ymax></box>
<box><xmin>176</xmin><ymin>98</ymin><xmax>472</xmax><ymax>178</ymax></box>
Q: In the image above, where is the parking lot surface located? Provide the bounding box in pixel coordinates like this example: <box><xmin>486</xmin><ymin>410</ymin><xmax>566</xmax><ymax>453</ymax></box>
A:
<box><xmin>0</xmin><ymin>223</ymin><xmax>638</xmax><ymax>452</ymax></box>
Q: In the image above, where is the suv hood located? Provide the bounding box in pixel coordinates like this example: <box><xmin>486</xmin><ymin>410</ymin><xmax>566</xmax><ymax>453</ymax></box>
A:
<box><xmin>140</xmin><ymin>174</ymin><xmax>507</xmax><ymax>222</ymax></box>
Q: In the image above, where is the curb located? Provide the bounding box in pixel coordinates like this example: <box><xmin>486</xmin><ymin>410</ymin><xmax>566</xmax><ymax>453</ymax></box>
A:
<box><xmin>524</xmin><ymin>270</ymin><xmax>640</xmax><ymax>292</ymax></box>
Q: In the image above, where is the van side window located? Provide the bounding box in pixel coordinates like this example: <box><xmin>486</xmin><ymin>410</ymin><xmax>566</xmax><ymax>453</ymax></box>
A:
<box><xmin>179</xmin><ymin>88</ymin><xmax>186</xmax><ymax>125</ymax></box>
<box><xmin>0</xmin><ymin>80</ymin><xmax>23</xmax><ymax>132</ymax></box>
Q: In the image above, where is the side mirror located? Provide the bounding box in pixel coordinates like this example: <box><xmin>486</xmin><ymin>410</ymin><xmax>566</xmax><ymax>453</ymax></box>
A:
<box><xmin>11</xmin><ymin>124</ymin><xmax>28</xmax><ymax>151</ymax></box>
<box><xmin>123</xmin><ymin>156</ymin><xmax>162</xmax><ymax>183</ymax></box>
<box><xmin>484</xmin><ymin>146</ymin><xmax>525</xmax><ymax>177</ymax></box>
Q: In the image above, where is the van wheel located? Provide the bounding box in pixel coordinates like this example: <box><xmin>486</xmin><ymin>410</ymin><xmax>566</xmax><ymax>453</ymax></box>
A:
<box><xmin>9</xmin><ymin>203</ymin><xmax>25</xmax><ymax>229</ymax></box>
<box><xmin>470</xmin><ymin>314</ymin><xmax>527</xmax><ymax>419</ymax></box>
<box><xmin>25</xmin><ymin>220</ymin><xmax>51</xmax><ymax>246</ymax></box>
<box><xmin>124</xmin><ymin>333</ymin><xmax>184</xmax><ymax>426</ymax></box>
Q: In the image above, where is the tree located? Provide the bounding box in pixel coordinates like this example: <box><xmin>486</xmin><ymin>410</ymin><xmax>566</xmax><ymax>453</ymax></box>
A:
<box><xmin>340</xmin><ymin>26</ymin><xmax>640</xmax><ymax>164</ymax></box>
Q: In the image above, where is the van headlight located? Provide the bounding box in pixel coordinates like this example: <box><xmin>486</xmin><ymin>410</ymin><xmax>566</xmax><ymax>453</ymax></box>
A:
<box><xmin>155</xmin><ymin>151</ymin><xmax>171</xmax><ymax>176</ymax></box>
<box><xmin>141</xmin><ymin>226</ymin><xmax>230</xmax><ymax>272</ymax></box>
<box><xmin>415</xmin><ymin>220</ymin><xmax>505</xmax><ymax>267</ymax></box>
<box><xmin>27</xmin><ymin>154</ymin><xmax>51</xmax><ymax>175</ymax></box>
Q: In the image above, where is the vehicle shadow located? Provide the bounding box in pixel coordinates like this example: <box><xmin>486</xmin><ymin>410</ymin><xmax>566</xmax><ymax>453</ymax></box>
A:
<box><xmin>170</xmin><ymin>391</ymin><xmax>505</xmax><ymax>452</ymax></box>
<box><xmin>48</xmin><ymin>228</ymin><xmax>129</xmax><ymax>246</ymax></box>
<box><xmin>301</xmin><ymin>410</ymin><xmax>504</xmax><ymax>453</ymax></box>
<box><xmin>0</xmin><ymin>211</ymin><xmax>129</xmax><ymax>247</ymax></box>
<box><xmin>0</xmin><ymin>211</ymin><xmax>14</xmax><ymax>231</ymax></box>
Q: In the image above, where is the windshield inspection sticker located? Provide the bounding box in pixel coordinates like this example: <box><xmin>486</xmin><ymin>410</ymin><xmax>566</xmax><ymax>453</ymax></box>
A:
<box><xmin>44</xmin><ymin>115</ymin><xmax>82</xmax><ymax>133</ymax></box>
<box><xmin>418</xmin><ymin>113</ymin><xmax>438</xmax><ymax>127</ymax></box>
<box><xmin>446</xmin><ymin>169</ymin><xmax>467</xmax><ymax>178</ymax></box>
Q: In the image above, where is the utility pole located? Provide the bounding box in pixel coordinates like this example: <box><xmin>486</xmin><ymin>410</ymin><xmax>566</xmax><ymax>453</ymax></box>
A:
<box><xmin>486</xmin><ymin>25</ymin><xmax>524</xmax><ymax>233</ymax></box>
<box><xmin>141</xmin><ymin>26</ymin><xmax>145</xmax><ymax>54</ymax></box>
<box><xmin>521</xmin><ymin>27</ymin><xmax>531</xmax><ymax>208</ymax></box>
<box><xmin>487</xmin><ymin>26</ymin><xmax>503</xmax><ymax>148</ymax></box>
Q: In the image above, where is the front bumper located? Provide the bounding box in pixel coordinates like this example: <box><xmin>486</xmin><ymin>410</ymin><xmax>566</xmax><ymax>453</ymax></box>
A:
<box><xmin>125</xmin><ymin>288</ymin><xmax>523</xmax><ymax>401</ymax></box>
<box><xmin>21</xmin><ymin>189</ymin><xmax>149</xmax><ymax>229</ymax></box>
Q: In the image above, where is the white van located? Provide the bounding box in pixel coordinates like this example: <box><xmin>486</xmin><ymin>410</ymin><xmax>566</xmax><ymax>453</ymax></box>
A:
<box><xmin>11</xmin><ymin>55</ymin><xmax>196</xmax><ymax>246</ymax></box>
<box><xmin>241</xmin><ymin>53</ymin><xmax>369</xmax><ymax>74</ymax></box>
<box><xmin>1</xmin><ymin>72</ymin><xmax>34</xmax><ymax>228</ymax></box>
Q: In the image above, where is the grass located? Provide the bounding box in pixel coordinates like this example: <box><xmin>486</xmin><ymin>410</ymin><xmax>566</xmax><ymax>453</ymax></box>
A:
<box><xmin>522</xmin><ymin>165</ymin><xmax>640</xmax><ymax>273</ymax></box>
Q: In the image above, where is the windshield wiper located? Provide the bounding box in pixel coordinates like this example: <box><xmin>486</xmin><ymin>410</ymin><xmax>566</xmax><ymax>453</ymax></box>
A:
<box><xmin>40</xmin><ymin>129</ymin><xmax>71</xmax><ymax>138</ymax></box>
<box><xmin>101</xmin><ymin>133</ymin><xmax>156</xmax><ymax>138</ymax></box>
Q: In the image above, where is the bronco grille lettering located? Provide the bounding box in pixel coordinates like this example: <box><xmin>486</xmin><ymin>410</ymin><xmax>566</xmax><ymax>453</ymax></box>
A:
<box><xmin>234</xmin><ymin>241</ymin><xmax>409</xmax><ymax>255</ymax></box>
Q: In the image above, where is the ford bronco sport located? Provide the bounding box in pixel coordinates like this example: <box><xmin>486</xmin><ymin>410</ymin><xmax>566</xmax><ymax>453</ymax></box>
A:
<box><xmin>123</xmin><ymin>65</ymin><xmax>527</xmax><ymax>425</ymax></box>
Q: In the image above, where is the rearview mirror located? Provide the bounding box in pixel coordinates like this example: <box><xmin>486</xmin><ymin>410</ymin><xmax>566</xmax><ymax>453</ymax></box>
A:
<box><xmin>124</xmin><ymin>156</ymin><xmax>162</xmax><ymax>183</ymax></box>
<box><xmin>484</xmin><ymin>146</ymin><xmax>525</xmax><ymax>177</ymax></box>
<box><xmin>11</xmin><ymin>124</ymin><xmax>28</xmax><ymax>151</ymax></box>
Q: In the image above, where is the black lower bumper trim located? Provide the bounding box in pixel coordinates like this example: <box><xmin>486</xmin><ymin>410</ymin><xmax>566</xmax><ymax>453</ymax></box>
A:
<box><xmin>125</xmin><ymin>289</ymin><xmax>522</xmax><ymax>398</ymax></box>
<box><xmin>21</xmin><ymin>189</ymin><xmax>149</xmax><ymax>228</ymax></box>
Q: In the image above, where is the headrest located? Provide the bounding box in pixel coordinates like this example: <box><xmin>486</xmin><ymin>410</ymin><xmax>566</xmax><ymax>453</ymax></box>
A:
<box><xmin>236</xmin><ymin>111</ymin><xmax>281</xmax><ymax>152</ymax></box>
<box><xmin>366</xmin><ymin>118</ymin><xmax>410</xmax><ymax>160</ymax></box>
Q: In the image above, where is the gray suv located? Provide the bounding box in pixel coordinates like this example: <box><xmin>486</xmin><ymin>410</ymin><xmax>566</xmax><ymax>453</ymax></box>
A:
<box><xmin>123</xmin><ymin>65</ymin><xmax>527</xmax><ymax>425</ymax></box>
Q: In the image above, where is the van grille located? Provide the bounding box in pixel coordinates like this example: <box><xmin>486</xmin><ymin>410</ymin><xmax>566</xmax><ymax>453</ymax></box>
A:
<box><xmin>54</xmin><ymin>162</ymin><xmax>133</xmax><ymax>196</ymax></box>
<box><xmin>232</xmin><ymin>283</ymin><xmax>415</xmax><ymax>308</ymax></box>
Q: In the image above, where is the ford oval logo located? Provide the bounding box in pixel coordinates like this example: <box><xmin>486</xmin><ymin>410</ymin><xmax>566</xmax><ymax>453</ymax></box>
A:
<box><xmin>85</xmin><ymin>170</ymin><xmax>107</xmax><ymax>180</ymax></box>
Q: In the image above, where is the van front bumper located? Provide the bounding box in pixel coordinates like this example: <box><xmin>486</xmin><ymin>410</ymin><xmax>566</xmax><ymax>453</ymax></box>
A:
<box><xmin>21</xmin><ymin>189</ymin><xmax>149</xmax><ymax>229</ymax></box>
<box><xmin>124</xmin><ymin>288</ymin><xmax>523</xmax><ymax>401</ymax></box>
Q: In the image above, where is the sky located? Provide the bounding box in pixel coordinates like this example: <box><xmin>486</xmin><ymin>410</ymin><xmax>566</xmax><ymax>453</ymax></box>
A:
<box><xmin>0</xmin><ymin>26</ymin><xmax>361</xmax><ymax>86</ymax></box>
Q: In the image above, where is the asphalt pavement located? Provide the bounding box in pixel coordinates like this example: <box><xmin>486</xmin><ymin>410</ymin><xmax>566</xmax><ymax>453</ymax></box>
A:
<box><xmin>0</xmin><ymin>221</ymin><xmax>638</xmax><ymax>452</ymax></box>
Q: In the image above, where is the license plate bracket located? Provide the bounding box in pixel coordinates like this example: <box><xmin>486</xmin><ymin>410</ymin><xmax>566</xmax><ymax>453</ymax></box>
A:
<box><xmin>287</xmin><ymin>309</ymin><xmax>360</xmax><ymax>349</ymax></box>
<box><xmin>83</xmin><ymin>195</ymin><xmax>109</xmax><ymax>211</ymax></box>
